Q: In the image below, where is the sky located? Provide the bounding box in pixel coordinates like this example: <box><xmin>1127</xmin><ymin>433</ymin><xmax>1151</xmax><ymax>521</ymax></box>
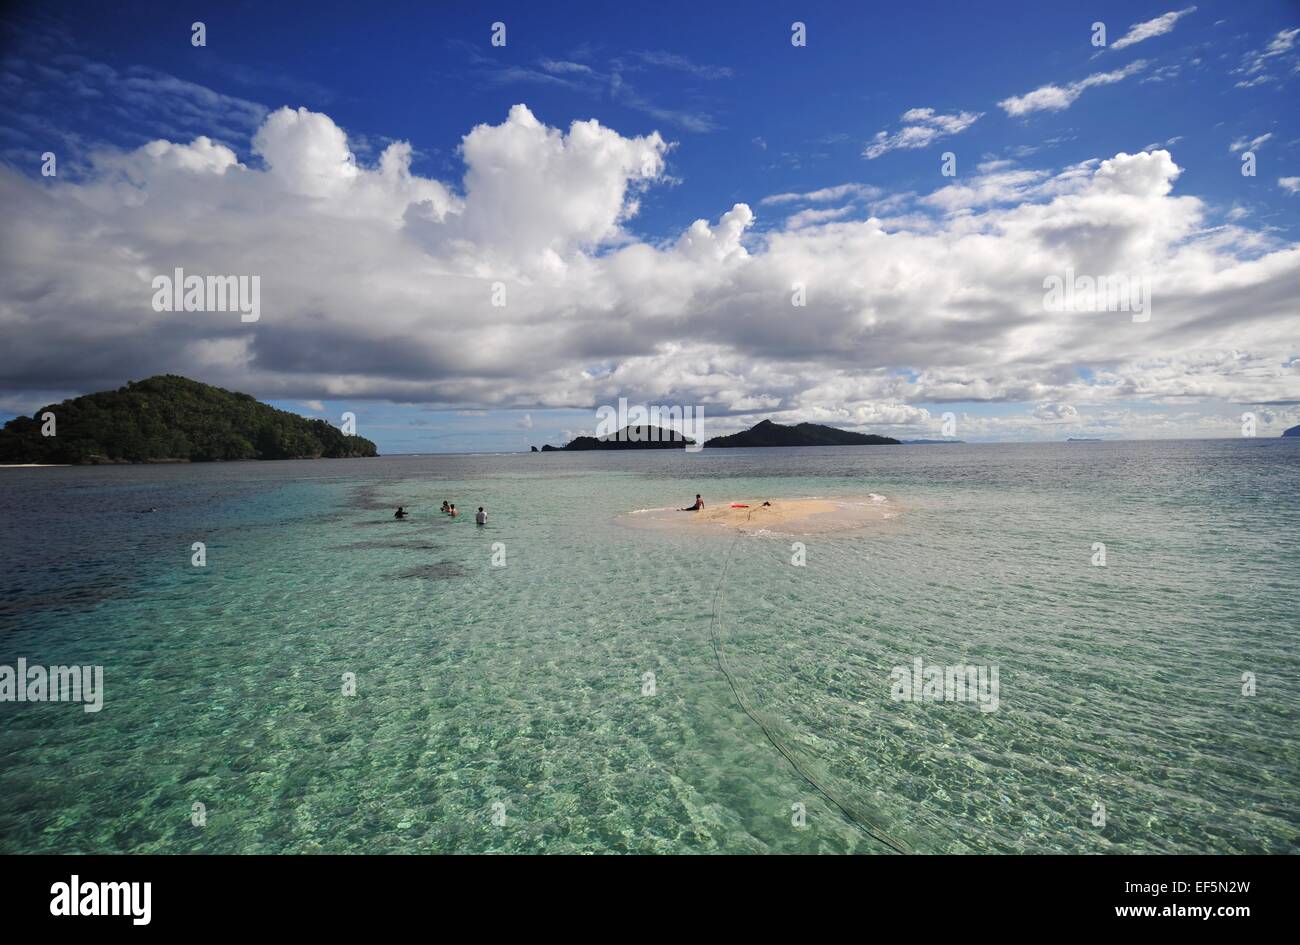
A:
<box><xmin>1</xmin><ymin>0</ymin><xmax>1298</xmax><ymax>452</ymax></box>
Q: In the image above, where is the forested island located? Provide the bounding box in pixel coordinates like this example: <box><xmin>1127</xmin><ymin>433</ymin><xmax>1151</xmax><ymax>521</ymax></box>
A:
<box><xmin>532</xmin><ymin>419</ymin><xmax>900</xmax><ymax>451</ymax></box>
<box><xmin>0</xmin><ymin>375</ymin><xmax>377</xmax><ymax>464</ymax></box>
<box><xmin>536</xmin><ymin>424</ymin><xmax>693</xmax><ymax>451</ymax></box>
<box><xmin>704</xmin><ymin>419</ymin><xmax>899</xmax><ymax>447</ymax></box>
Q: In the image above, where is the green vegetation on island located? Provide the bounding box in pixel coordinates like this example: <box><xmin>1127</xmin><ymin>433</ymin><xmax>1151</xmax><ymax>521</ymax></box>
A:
<box><xmin>563</xmin><ymin>425</ymin><xmax>693</xmax><ymax>450</ymax></box>
<box><xmin>704</xmin><ymin>419</ymin><xmax>900</xmax><ymax>448</ymax></box>
<box><xmin>0</xmin><ymin>375</ymin><xmax>377</xmax><ymax>464</ymax></box>
<box><xmin>533</xmin><ymin>424</ymin><xmax>693</xmax><ymax>451</ymax></box>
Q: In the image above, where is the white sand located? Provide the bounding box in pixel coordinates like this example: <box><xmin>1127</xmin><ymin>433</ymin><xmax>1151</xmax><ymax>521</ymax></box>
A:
<box><xmin>622</xmin><ymin>495</ymin><xmax>894</xmax><ymax>535</ymax></box>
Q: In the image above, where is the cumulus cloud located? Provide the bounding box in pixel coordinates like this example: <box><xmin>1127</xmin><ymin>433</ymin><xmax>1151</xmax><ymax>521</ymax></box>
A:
<box><xmin>1</xmin><ymin>108</ymin><xmax>1298</xmax><ymax>436</ymax></box>
<box><xmin>1110</xmin><ymin>7</ymin><xmax>1197</xmax><ymax>51</ymax></box>
<box><xmin>1000</xmin><ymin>61</ymin><xmax>1147</xmax><ymax>116</ymax></box>
<box><xmin>1280</xmin><ymin>177</ymin><xmax>1300</xmax><ymax>195</ymax></box>
<box><xmin>1033</xmin><ymin>402</ymin><xmax>1081</xmax><ymax>421</ymax></box>
<box><xmin>864</xmin><ymin>108</ymin><xmax>982</xmax><ymax>159</ymax></box>
<box><xmin>254</xmin><ymin>107</ymin><xmax>360</xmax><ymax>197</ymax></box>
<box><xmin>674</xmin><ymin>204</ymin><xmax>754</xmax><ymax>260</ymax></box>
<box><xmin>446</xmin><ymin>104</ymin><xmax>668</xmax><ymax>269</ymax></box>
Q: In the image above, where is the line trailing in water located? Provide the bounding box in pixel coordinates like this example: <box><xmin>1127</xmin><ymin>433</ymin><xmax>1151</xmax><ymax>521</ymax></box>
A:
<box><xmin>707</xmin><ymin>513</ymin><xmax>911</xmax><ymax>854</ymax></box>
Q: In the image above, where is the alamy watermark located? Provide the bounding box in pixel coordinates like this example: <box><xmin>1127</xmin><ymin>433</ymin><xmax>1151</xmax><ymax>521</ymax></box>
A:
<box><xmin>1</xmin><ymin>659</ymin><xmax>103</xmax><ymax>712</ymax></box>
<box><xmin>890</xmin><ymin>657</ymin><xmax>999</xmax><ymax>712</ymax></box>
<box><xmin>50</xmin><ymin>875</ymin><xmax>150</xmax><ymax>925</ymax></box>
<box><xmin>152</xmin><ymin>268</ymin><xmax>260</xmax><ymax>322</ymax></box>
<box><xmin>594</xmin><ymin>397</ymin><xmax>705</xmax><ymax>452</ymax></box>
<box><xmin>1043</xmin><ymin>268</ymin><xmax>1151</xmax><ymax>322</ymax></box>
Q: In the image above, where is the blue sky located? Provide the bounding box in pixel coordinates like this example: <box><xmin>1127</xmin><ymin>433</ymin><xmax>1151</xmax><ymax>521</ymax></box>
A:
<box><xmin>2</xmin><ymin>1</ymin><xmax>1298</xmax><ymax>450</ymax></box>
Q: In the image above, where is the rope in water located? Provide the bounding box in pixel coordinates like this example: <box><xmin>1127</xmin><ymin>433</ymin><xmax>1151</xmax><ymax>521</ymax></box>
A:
<box><xmin>707</xmin><ymin>509</ymin><xmax>911</xmax><ymax>854</ymax></box>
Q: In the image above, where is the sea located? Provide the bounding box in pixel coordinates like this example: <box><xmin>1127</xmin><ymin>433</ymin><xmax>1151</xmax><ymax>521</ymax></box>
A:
<box><xmin>1</xmin><ymin>438</ymin><xmax>1296</xmax><ymax>853</ymax></box>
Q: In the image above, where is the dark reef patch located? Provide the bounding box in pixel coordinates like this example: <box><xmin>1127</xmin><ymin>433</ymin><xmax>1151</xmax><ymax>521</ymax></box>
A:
<box><xmin>390</xmin><ymin>562</ymin><xmax>470</xmax><ymax>580</ymax></box>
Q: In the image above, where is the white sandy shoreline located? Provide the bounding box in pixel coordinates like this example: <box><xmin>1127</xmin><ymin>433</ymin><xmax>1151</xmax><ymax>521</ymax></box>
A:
<box><xmin>621</xmin><ymin>494</ymin><xmax>894</xmax><ymax>535</ymax></box>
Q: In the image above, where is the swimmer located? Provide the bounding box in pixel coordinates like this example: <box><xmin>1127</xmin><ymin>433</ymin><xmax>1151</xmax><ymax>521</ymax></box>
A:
<box><xmin>394</xmin><ymin>506</ymin><xmax>408</xmax><ymax>519</ymax></box>
<box><xmin>475</xmin><ymin>507</ymin><xmax>487</xmax><ymax>525</ymax></box>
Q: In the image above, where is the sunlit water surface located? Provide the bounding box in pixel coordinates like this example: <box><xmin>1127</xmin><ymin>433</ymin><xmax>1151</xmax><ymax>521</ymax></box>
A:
<box><xmin>1</xmin><ymin>440</ymin><xmax>1296</xmax><ymax>853</ymax></box>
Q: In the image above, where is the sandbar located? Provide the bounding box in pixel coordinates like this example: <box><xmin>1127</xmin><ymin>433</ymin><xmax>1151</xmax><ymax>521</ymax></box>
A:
<box><xmin>622</xmin><ymin>495</ymin><xmax>894</xmax><ymax>535</ymax></box>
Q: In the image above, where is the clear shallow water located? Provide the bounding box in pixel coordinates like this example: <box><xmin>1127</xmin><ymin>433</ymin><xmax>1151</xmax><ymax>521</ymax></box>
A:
<box><xmin>1</xmin><ymin>440</ymin><xmax>1296</xmax><ymax>854</ymax></box>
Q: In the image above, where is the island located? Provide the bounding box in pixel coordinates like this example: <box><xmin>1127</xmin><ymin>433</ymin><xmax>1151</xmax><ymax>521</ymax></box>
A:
<box><xmin>1284</xmin><ymin>424</ymin><xmax>1299</xmax><ymax>438</ymax></box>
<box><xmin>704</xmin><ymin>419</ymin><xmax>899</xmax><ymax>448</ymax></box>
<box><xmin>0</xmin><ymin>375</ymin><xmax>378</xmax><ymax>464</ymax></box>
<box><xmin>537</xmin><ymin>424</ymin><xmax>693</xmax><ymax>451</ymax></box>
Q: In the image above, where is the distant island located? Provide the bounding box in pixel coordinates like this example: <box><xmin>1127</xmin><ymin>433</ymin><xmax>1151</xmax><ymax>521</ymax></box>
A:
<box><xmin>1284</xmin><ymin>424</ymin><xmax>1299</xmax><ymax>438</ymax></box>
<box><xmin>704</xmin><ymin>419</ymin><xmax>899</xmax><ymax>448</ymax></box>
<box><xmin>536</xmin><ymin>424</ymin><xmax>693</xmax><ymax>451</ymax></box>
<box><xmin>532</xmin><ymin>419</ymin><xmax>900</xmax><ymax>451</ymax></box>
<box><xmin>902</xmin><ymin>438</ymin><xmax>965</xmax><ymax>445</ymax></box>
<box><xmin>1067</xmin><ymin>437</ymin><xmax>1103</xmax><ymax>442</ymax></box>
<box><xmin>0</xmin><ymin>375</ymin><xmax>378</xmax><ymax>464</ymax></box>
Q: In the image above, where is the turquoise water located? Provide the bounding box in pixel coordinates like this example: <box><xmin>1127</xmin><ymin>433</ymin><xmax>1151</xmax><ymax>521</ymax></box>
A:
<box><xmin>1</xmin><ymin>440</ymin><xmax>1297</xmax><ymax>853</ymax></box>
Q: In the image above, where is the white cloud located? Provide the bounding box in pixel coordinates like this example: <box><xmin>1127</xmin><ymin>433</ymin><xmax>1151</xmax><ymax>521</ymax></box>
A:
<box><xmin>1033</xmin><ymin>402</ymin><xmax>1081</xmax><ymax>421</ymax></box>
<box><xmin>1141</xmin><ymin>64</ymin><xmax>1182</xmax><ymax>83</ymax></box>
<box><xmin>1280</xmin><ymin>177</ymin><xmax>1300</xmax><ymax>195</ymax></box>
<box><xmin>1143</xmin><ymin>135</ymin><xmax>1184</xmax><ymax>152</ymax></box>
<box><xmin>253</xmin><ymin>107</ymin><xmax>361</xmax><ymax>197</ymax></box>
<box><xmin>632</xmin><ymin>51</ymin><xmax>734</xmax><ymax>80</ymax></box>
<box><xmin>864</xmin><ymin>108</ymin><xmax>982</xmax><ymax>159</ymax></box>
<box><xmin>1239</xmin><ymin>27</ymin><xmax>1299</xmax><ymax>76</ymax></box>
<box><xmin>539</xmin><ymin>60</ymin><xmax>594</xmax><ymax>75</ymax></box>
<box><xmin>999</xmin><ymin>61</ymin><xmax>1148</xmax><ymax>116</ymax></box>
<box><xmin>921</xmin><ymin>169</ymin><xmax>1050</xmax><ymax>212</ymax></box>
<box><xmin>784</xmin><ymin>206</ymin><xmax>853</xmax><ymax>230</ymax></box>
<box><xmin>1111</xmin><ymin>7</ymin><xmax>1198</xmax><ymax>51</ymax></box>
<box><xmin>674</xmin><ymin>204</ymin><xmax>753</xmax><ymax>260</ymax></box>
<box><xmin>2</xmin><ymin>109</ymin><xmax>1298</xmax><ymax>438</ymax></box>
<box><xmin>761</xmin><ymin>183</ymin><xmax>881</xmax><ymax>205</ymax></box>
<box><xmin>448</xmin><ymin>104</ymin><xmax>667</xmax><ymax>267</ymax></box>
<box><xmin>1229</xmin><ymin>133</ymin><xmax>1272</xmax><ymax>153</ymax></box>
